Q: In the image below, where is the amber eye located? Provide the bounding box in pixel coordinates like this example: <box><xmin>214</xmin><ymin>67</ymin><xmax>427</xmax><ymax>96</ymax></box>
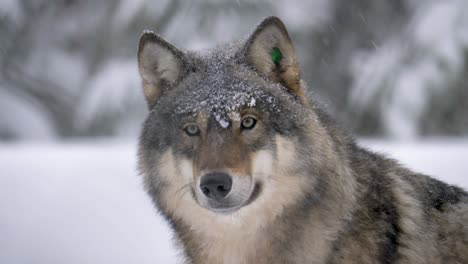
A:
<box><xmin>184</xmin><ymin>124</ymin><xmax>200</xmax><ymax>136</ymax></box>
<box><xmin>241</xmin><ymin>116</ymin><xmax>257</xmax><ymax>130</ymax></box>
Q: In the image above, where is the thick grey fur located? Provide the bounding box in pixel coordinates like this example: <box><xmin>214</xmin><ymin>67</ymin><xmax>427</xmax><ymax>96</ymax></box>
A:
<box><xmin>137</xmin><ymin>16</ymin><xmax>468</xmax><ymax>263</ymax></box>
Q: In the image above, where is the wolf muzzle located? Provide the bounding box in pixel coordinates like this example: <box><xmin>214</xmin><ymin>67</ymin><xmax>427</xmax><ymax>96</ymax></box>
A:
<box><xmin>200</xmin><ymin>172</ymin><xmax>233</xmax><ymax>200</ymax></box>
<box><xmin>196</xmin><ymin>171</ymin><xmax>257</xmax><ymax>214</ymax></box>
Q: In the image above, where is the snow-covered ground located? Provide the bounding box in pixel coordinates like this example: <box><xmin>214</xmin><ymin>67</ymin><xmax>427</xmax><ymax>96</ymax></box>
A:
<box><xmin>1</xmin><ymin>139</ymin><xmax>467</xmax><ymax>264</ymax></box>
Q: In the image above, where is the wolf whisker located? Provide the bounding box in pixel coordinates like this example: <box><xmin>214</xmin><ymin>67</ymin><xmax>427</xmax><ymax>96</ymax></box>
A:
<box><xmin>172</xmin><ymin>183</ymin><xmax>192</xmax><ymax>213</ymax></box>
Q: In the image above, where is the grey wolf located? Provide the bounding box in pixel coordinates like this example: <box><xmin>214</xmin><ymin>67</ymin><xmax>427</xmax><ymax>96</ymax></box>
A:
<box><xmin>136</xmin><ymin>16</ymin><xmax>468</xmax><ymax>263</ymax></box>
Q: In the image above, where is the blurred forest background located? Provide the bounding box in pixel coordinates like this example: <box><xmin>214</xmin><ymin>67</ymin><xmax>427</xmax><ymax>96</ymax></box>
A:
<box><xmin>1</xmin><ymin>0</ymin><xmax>467</xmax><ymax>141</ymax></box>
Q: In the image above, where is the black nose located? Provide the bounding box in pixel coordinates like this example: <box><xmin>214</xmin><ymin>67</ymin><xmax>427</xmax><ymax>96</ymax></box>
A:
<box><xmin>200</xmin><ymin>172</ymin><xmax>232</xmax><ymax>200</ymax></box>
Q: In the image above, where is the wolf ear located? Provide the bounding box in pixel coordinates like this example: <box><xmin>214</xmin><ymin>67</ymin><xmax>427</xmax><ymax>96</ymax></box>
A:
<box><xmin>138</xmin><ymin>31</ymin><xmax>186</xmax><ymax>108</ymax></box>
<box><xmin>244</xmin><ymin>17</ymin><xmax>306</xmax><ymax>102</ymax></box>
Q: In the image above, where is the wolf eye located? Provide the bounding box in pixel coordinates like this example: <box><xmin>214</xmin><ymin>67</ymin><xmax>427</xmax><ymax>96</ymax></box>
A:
<box><xmin>241</xmin><ymin>116</ymin><xmax>257</xmax><ymax>130</ymax></box>
<box><xmin>184</xmin><ymin>124</ymin><xmax>200</xmax><ymax>136</ymax></box>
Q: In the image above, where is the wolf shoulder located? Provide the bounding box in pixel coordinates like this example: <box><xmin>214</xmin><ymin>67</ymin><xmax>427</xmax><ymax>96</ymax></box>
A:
<box><xmin>407</xmin><ymin>171</ymin><xmax>468</xmax><ymax>237</ymax></box>
<box><xmin>376</xmin><ymin>159</ymin><xmax>468</xmax><ymax>263</ymax></box>
<box><xmin>401</xmin><ymin>171</ymin><xmax>468</xmax><ymax>262</ymax></box>
<box><xmin>329</xmin><ymin>146</ymin><xmax>468</xmax><ymax>263</ymax></box>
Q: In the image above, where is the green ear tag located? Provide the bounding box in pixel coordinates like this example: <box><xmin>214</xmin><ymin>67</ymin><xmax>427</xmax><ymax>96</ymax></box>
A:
<box><xmin>271</xmin><ymin>47</ymin><xmax>282</xmax><ymax>65</ymax></box>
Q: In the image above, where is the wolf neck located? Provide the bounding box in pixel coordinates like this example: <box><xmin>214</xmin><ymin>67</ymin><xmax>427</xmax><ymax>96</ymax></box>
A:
<box><xmin>177</xmin><ymin>187</ymin><xmax>358</xmax><ymax>264</ymax></box>
<box><xmin>175</xmin><ymin>156</ymin><xmax>358</xmax><ymax>263</ymax></box>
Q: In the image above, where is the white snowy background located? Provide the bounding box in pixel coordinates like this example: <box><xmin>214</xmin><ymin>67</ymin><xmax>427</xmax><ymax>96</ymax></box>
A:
<box><xmin>1</xmin><ymin>0</ymin><xmax>467</xmax><ymax>263</ymax></box>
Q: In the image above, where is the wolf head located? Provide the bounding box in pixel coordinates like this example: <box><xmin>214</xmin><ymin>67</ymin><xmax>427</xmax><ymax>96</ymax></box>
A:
<box><xmin>137</xmin><ymin>17</ymin><xmax>348</xmax><ymax>227</ymax></box>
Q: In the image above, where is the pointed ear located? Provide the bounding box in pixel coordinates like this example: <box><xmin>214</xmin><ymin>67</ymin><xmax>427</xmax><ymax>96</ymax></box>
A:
<box><xmin>244</xmin><ymin>17</ymin><xmax>306</xmax><ymax>102</ymax></box>
<box><xmin>137</xmin><ymin>31</ymin><xmax>186</xmax><ymax>108</ymax></box>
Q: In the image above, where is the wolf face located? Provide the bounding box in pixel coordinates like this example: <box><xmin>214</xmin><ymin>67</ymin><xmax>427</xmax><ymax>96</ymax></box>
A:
<box><xmin>137</xmin><ymin>17</ymin><xmax>338</xmax><ymax>220</ymax></box>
